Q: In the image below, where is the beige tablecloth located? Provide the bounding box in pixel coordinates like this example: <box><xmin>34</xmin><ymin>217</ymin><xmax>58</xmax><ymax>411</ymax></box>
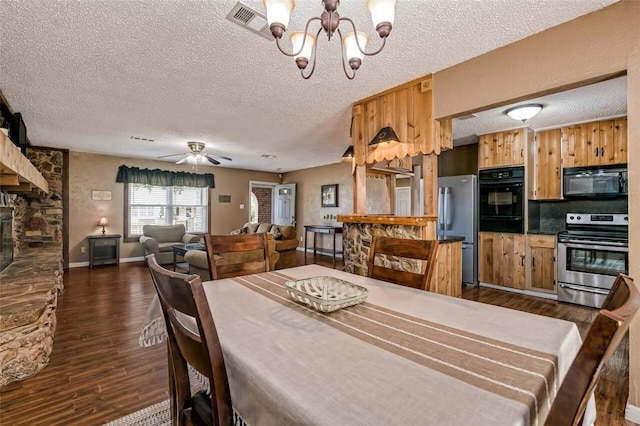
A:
<box><xmin>201</xmin><ymin>265</ymin><xmax>595</xmax><ymax>426</ymax></box>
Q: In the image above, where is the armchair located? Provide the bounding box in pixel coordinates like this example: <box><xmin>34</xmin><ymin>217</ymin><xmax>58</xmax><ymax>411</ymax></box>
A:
<box><xmin>139</xmin><ymin>224</ymin><xmax>200</xmax><ymax>265</ymax></box>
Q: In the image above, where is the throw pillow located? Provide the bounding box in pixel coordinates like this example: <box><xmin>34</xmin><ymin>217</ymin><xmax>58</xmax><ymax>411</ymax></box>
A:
<box><xmin>256</xmin><ymin>223</ymin><xmax>272</xmax><ymax>234</ymax></box>
<box><xmin>269</xmin><ymin>225</ymin><xmax>283</xmax><ymax>240</ymax></box>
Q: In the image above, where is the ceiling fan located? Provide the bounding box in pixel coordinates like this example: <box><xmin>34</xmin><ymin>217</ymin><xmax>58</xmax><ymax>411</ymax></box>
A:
<box><xmin>158</xmin><ymin>141</ymin><xmax>232</xmax><ymax>166</ymax></box>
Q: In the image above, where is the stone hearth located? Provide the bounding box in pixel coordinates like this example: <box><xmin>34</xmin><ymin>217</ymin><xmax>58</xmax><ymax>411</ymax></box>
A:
<box><xmin>0</xmin><ymin>245</ymin><xmax>63</xmax><ymax>387</ymax></box>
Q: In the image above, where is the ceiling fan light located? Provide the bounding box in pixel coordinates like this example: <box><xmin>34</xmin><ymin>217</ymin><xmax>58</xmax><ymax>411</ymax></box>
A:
<box><xmin>290</xmin><ymin>31</ymin><xmax>316</xmax><ymax>63</ymax></box>
<box><xmin>366</xmin><ymin>0</ymin><xmax>396</xmax><ymax>35</ymax></box>
<box><xmin>263</xmin><ymin>0</ymin><xmax>295</xmax><ymax>32</ymax></box>
<box><xmin>343</xmin><ymin>31</ymin><xmax>369</xmax><ymax>63</ymax></box>
<box><xmin>505</xmin><ymin>103</ymin><xmax>543</xmax><ymax>122</ymax></box>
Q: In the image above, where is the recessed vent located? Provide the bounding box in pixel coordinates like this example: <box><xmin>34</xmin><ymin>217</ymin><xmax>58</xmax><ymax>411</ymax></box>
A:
<box><xmin>130</xmin><ymin>136</ymin><xmax>155</xmax><ymax>142</ymax></box>
<box><xmin>227</xmin><ymin>2</ymin><xmax>274</xmax><ymax>40</ymax></box>
<box><xmin>455</xmin><ymin>113</ymin><xmax>478</xmax><ymax>121</ymax></box>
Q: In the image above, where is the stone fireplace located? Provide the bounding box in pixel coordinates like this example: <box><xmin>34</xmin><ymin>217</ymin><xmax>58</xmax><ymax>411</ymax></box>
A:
<box><xmin>0</xmin><ymin>146</ymin><xmax>66</xmax><ymax>387</ymax></box>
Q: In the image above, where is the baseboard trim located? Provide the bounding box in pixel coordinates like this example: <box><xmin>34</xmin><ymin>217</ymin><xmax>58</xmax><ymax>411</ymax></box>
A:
<box><xmin>68</xmin><ymin>257</ymin><xmax>145</xmax><ymax>268</ymax></box>
<box><xmin>478</xmin><ymin>282</ymin><xmax>558</xmax><ymax>301</ymax></box>
<box><xmin>626</xmin><ymin>401</ymin><xmax>640</xmax><ymax>423</ymax></box>
<box><xmin>296</xmin><ymin>247</ymin><xmax>343</xmax><ymax>258</ymax></box>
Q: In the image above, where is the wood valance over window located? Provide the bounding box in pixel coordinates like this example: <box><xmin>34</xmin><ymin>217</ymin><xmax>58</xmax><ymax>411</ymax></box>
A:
<box><xmin>115</xmin><ymin>165</ymin><xmax>215</xmax><ymax>188</ymax></box>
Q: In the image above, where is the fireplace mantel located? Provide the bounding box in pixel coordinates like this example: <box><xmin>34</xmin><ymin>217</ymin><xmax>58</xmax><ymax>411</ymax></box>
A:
<box><xmin>0</xmin><ymin>132</ymin><xmax>48</xmax><ymax>195</ymax></box>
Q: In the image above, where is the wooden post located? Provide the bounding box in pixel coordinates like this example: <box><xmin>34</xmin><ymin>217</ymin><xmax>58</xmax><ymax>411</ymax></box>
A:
<box><xmin>422</xmin><ymin>154</ymin><xmax>438</xmax><ymax>217</ymax></box>
<box><xmin>353</xmin><ymin>165</ymin><xmax>367</xmax><ymax>215</ymax></box>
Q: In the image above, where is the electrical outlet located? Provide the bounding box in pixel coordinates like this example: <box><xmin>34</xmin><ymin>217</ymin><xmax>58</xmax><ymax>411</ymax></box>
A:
<box><xmin>299</xmin><ymin>236</ymin><xmax>303</xmax><ymax>242</ymax></box>
<box><xmin>81</xmin><ymin>246</ymin><xmax>87</xmax><ymax>253</ymax></box>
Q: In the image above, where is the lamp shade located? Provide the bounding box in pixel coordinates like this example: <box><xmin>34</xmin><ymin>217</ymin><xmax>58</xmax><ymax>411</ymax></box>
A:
<box><xmin>369</xmin><ymin>126</ymin><xmax>400</xmax><ymax>145</ymax></box>
<box><xmin>290</xmin><ymin>31</ymin><xmax>316</xmax><ymax>62</ymax></box>
<box><xmin>341</xmin><ymin>145</ymin><xmax>354</xmax><ymax>161</ymax></box>
<box><xmin>98</xmin><ymin>217</ymin><xmax>109</xmax><ymax>227</ymax></box>
<box><xmin>343</xmin><ymin>32</ymin><xmax>369</xmax><ymax>62</ymax></box>
<box><xmin>505</xmin><ymin>104</ymin><xmax>543</xmax><ymax>122</ymax></box>
<box><xmin>366</xmin><ymin>0</ymin><xmax>397</xmax><ymax>27</ymax></box>
<box><xmin>263</xmin><ymin>0</ymin><xmax>295</xmax><ymax>29</ymax></box>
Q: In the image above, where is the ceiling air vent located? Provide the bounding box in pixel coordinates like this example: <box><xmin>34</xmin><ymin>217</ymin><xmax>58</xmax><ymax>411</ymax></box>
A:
<box><xmin>226</xmin><ymin>2</ymin><xmax>274</xmax><ymax>40</ymax></box>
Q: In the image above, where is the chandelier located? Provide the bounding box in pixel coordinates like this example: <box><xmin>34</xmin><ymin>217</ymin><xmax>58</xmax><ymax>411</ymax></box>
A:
<box><xmin>263</xmin><ymin>0</ymin><xmax>397</xmax><ymax>79</ymax></box>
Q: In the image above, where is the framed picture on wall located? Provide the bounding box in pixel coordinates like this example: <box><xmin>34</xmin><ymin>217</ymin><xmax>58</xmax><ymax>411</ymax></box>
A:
<box><xmin>321</xmin><ymin>184</ymin><xmax>338</xmax><ymax>208</ymax></box>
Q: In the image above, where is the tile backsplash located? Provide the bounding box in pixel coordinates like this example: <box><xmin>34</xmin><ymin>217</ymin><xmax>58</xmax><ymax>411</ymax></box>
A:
<box><xmin>528</xmin><ymin>198</ymin><xmax>628</xmax><ymax>233</ymax></box>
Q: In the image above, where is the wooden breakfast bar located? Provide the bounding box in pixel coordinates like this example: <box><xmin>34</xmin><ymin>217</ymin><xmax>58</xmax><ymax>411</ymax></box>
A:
<box><xmin>337</xmin><ymin>214</ymin><xmax>463</xmax><ymax>297</ymax></box>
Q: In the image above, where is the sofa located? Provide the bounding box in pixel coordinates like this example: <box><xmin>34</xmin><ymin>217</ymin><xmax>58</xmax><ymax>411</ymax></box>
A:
<box><xmin>184</xmin><ymin>223</ymin><xmax>297</xmax><ymax>279</ymax></box>
<box><xmin>184</xmin><ymin>233</ymin><xmax>280</xmax><ymax>281</ymax></box>
<box><xmin>233</xmin><ymin>223</ymin><xmax>298</xmax><ymax>270</ymax></box>
<box><xmin>139</xmin><ymin>224</ymin><xmax>200</xmax><ymax>265</ymax></box>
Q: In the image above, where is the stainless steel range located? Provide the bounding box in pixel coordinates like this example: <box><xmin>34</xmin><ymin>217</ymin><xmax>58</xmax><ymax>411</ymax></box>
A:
<box><xmin>557</xmin><ymin>213</ymin><xmax>628</xmax><ymax>308</ymax></box>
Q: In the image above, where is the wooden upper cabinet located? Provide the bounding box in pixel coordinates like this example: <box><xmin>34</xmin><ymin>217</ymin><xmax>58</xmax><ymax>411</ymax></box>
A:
<box><xmin>478</xmin><ymin>128</ymin><xmax>527</xmax><ymax>169</ymax></box>
<box><xmin>528</xmin><ymin>129</ymin><xmax>562</xmax><ymax>200</ymax></box>
<box><xmin>561</xmin><ymin>117</ymin><xmax>627</xmax><ymax>167</ymax></box>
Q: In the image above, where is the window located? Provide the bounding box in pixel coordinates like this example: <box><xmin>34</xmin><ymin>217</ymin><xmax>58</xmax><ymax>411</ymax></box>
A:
<box><xmin>126</xmin><ymin>183</ymin><xmax>208</xmax><ymax>237</ymax></box>
<box><xmin>250</xmin><ymin>192</ymin><xmax>258</xmax><ymax>223</ymax></box>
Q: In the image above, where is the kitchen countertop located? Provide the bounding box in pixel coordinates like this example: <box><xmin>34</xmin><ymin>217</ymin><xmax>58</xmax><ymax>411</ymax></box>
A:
<box><xmin>527</xmin><ymin>229</ymin><xmax>562</xmax><ymax>235</ymax></box>
<box><xmin>436</xmin><ymin>235</ymin><xmax>465</xmax><ymax>243</ymax></box>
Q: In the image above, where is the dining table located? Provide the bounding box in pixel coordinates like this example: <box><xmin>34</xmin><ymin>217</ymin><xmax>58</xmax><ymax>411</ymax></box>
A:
<box><xmin>200</xmin><ymin>264</ymin><xmax>596</xmax><ymax>426</ymax></box>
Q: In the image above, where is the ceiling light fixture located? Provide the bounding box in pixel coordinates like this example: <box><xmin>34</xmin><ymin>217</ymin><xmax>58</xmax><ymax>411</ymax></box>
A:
<box><xmin>369</xmin><ymin>126</ymin><xmax>400</xmax><ymax>146</ymax></box>
<box><xmin>505</xmin><ymin>103</ymin><xmax>543</xmax><ymax>122</ymax></box>
<box><xmin>263</xmin><ymin>0</ymin><xmax>397</xmax><ymax>80</ymax></box>
<box><xmin>341</xmin><ymin>145</ymin><xmax>354</xmax><ymax>161</ymax></box>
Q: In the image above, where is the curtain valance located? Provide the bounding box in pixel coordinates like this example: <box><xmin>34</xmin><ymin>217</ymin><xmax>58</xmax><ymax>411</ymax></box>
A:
<box><xmin>115</xmin><ymin>166</ymin><xmax>215</xmax><ymax>188</ymax></box>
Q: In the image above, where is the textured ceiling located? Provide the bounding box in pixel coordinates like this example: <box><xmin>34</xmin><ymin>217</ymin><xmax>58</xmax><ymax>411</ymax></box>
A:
<box><xmin>0</xmin><ymin>0</ymin><xmax>621</xmax><ymax>172</ymax></box>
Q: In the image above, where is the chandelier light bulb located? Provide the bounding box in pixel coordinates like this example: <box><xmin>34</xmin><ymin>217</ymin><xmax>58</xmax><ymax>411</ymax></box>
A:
<box><xmin>264</xmin><ymin>0</ymin><xmax>395</xmax><ymax>79</ymax></box>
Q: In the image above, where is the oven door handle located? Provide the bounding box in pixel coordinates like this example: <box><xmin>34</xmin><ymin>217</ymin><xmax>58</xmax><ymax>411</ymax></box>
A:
<box><xmin>559</xmin><ymin>283</ymin><xmax>610</xmax><ymax>296</ymax></box>
<box><xmin>558</xmin><ymin>241</ymin><xmax>628</xmax><ymax>250</ymax></box>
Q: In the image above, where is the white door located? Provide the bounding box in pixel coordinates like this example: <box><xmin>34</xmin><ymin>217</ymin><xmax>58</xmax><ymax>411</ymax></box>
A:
<box><xmin>274</xmin><ymin>183</ymin><xmax>296</xmax><ymax>225</ymax></box>
<box><xmin>395</xmin><ymin>187</ymin><xmax>411</xmax><ymax>216</ymax></box>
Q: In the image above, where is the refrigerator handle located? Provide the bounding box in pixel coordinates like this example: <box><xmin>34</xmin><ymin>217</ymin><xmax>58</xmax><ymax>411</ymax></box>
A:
<box><xmin>444</xmin><ymin>187</ymin><xmax>451</xmax><ymax>229</ymax></box>
<box><xmin>438</xmin><ymin>187</ymin><xmax>445</xmax><ymax>229</ymax></box>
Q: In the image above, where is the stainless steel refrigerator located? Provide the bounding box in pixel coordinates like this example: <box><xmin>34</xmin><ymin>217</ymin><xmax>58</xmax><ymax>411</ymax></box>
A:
<box><xmin>437</xmin><ymin>174</ymin><xmax>478</xmax><ymax>287</ymax></box>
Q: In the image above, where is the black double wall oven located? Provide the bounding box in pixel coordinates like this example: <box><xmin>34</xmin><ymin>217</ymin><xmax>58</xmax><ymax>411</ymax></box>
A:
<box><xmin>478</xmin><ymin>166</ymin><xmax>525</xmax><ymax>234</ymax></box>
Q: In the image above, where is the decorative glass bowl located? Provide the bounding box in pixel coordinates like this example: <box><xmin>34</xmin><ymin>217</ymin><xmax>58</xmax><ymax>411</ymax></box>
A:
<box><xmin>285</xmin><ymin>276</ymin><xmax>368</xmax><ymax>313</ymax></box>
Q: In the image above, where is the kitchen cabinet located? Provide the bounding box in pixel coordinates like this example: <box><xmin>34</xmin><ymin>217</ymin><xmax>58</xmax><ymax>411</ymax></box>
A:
<box><xmin>527</xmin><ymin>235</ymin><xmax>556</xmax><ymax>293</ymax></box>
<box><xmin>528</xmin><ymin>129</ymin><xmax>562</xmax><ymax>200</ymax></box>
<box><xmin>478</xmin><ymin>128</ymin><xmax>530</xmax><ymax>169</ymax></box>
<box><xmin>478</xmin><ymin>232</ymin><xmax>525</xmax><ymax>289</ymax></box>
<box><xmin>561</xmin><ymin>117</ymin><xmax>627</xmax><ymax>167</ymax></box>
<box><xmin>430</xmin><ymin>240</ymin><xmax>462</xmax><ymax>298</ymax></box>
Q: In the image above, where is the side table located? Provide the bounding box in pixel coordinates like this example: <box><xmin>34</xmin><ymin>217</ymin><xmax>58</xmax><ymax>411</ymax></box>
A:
<box><xmin>303</xmin><ymin>225</ymin><xmax>343</xmax><ymax>267</ymax></box>
<box><xmin>172</xmin><ymin>242</ymin><xmax>206</xmax><ymax>272</ymax></box>
<box><xmin>88</xmin><ymin>234</ymin><xmax>121</xmax><ymax>268</ymax></box>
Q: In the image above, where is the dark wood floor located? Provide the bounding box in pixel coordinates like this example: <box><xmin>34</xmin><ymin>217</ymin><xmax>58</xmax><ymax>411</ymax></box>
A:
<box><xmin>0</xmin><ymin>252</ymin><xmax>634</xmax><ymax>425</ymax></box>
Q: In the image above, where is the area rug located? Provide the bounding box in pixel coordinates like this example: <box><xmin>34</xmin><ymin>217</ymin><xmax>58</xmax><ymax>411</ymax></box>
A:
<box><xmin>102</xmin><ymin>400</ymin><xmax>170</xmax><ymax>426</ymax></box>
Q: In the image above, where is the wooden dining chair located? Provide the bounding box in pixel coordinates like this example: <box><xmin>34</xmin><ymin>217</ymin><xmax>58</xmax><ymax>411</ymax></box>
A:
<box><xmin>545</xmin><ymin>274</ymin><xmax>640</xmax><ymax>426</ymax></box>
<box><xmin>204</xmin><ymin>233</ymin><xmax>271</xmax><ymax>280</ymax></box>
<box><xmin>146</xmin><ymin>254</ymin><xmax>233</xmax><ymax>426</ymax></box>
<box><xmin>367</xmin><ymin>235</ymin><xmax>439</xmax><ymax>291</ymax></box>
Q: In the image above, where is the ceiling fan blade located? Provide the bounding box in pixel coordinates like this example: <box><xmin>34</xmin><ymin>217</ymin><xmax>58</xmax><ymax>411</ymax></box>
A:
<box><xmin>205</xmin><ymin>154</ymin><xmax>220</xmax><ymax>165</ymax></box>
<box><xmin>158</xmin><ymin>152</ymin><xmax>187</xmax><ymax>159</ymax></box>
<box><xmin>176</xmin><ymin>155</ymin><xmax>189</xmax><ymax>164</ymax></box>
<box><xmin>210</xmin><ymin>154</ymin><xmax>233</xmax><ymax>161</ymax></box>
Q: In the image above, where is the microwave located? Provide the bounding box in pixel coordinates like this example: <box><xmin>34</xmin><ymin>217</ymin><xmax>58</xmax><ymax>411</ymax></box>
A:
<box><xmin>563</xmin><ymin>164</ymin><xmax>628</xmax><ymax>198</ymax></box>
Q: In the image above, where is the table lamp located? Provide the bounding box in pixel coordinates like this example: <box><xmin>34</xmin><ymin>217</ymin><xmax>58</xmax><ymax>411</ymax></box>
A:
<box><xmin>98</xmin><ymin>217</ymin><xmax>109</xmax><ymax>235</ymax></box>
